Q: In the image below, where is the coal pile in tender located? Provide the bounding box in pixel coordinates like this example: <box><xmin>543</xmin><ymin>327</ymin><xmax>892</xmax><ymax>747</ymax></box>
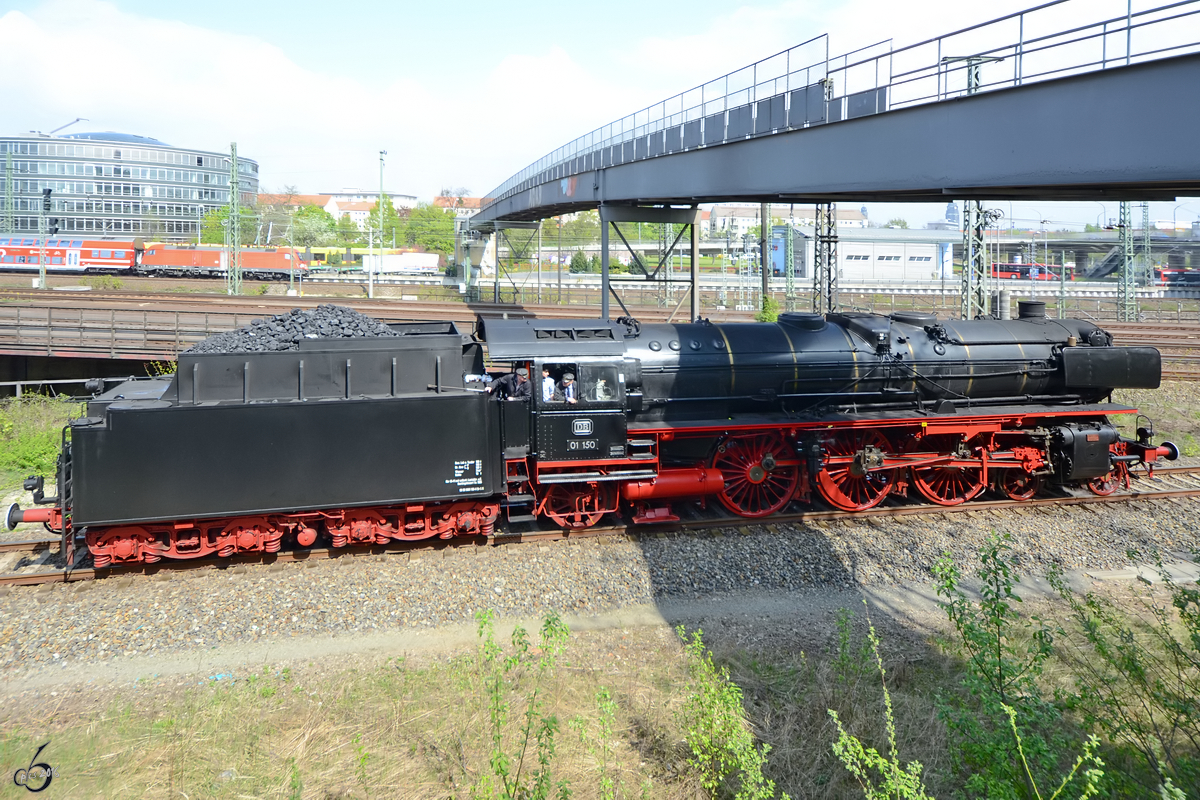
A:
<box><xmin>185</xmin><ymin>305</ymin><xmax>398</xmax><ymax>354</ymax></box>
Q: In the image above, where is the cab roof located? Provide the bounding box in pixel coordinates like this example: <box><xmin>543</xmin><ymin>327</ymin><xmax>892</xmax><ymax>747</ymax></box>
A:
<box><xmin>477</xmin><ymin>317</ymin><xmax>629</xmax><ymax>359</ymax></box>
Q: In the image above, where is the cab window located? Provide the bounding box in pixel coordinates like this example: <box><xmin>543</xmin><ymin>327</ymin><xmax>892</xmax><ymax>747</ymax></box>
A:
<box><xmin>538</xmin><ymin>363</ymin><xmax>620</xmax><ymax>406</ymax></box>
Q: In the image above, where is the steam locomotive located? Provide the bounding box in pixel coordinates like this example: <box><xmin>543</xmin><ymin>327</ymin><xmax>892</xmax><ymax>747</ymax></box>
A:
<box><xmin>7</xmin><ymin>301</ymin><xmax>1177</xmax><ymax>566</ymax></box>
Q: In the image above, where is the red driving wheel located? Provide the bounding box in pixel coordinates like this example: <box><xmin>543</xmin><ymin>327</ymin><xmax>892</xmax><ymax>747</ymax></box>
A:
<box><xmin>909</xmin><ymin>434</ymin><xmax>986</xmax><ymax>506</ymax></box>
<box><xmin>542</xmin><ymin>483</ymin><xmax>613</xmax><ymax>529</ymax></box>
<box><xmin>815</xmin><ymin>429</ymin><xmax>895</xmax><ymax>512</ymax></box>
<box><xmin>710</xmin><ymin>433</ymin><xmax>799</xmax><ymax>518</ymax></box>
<box><xmin>995</xmin><ymin>470</ymin><xmax>1043</xmax><ymax>501</ymax></box>
<box><xmin>1088</xmin><ymin>443</ymin><xmax>1130</xmax><ymax>496</ymax></box>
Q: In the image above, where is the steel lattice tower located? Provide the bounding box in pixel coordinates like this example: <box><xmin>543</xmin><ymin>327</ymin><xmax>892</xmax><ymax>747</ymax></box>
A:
<box><xmin>1117</xmin><ymin>201</ymin><xmax>1137</xmax><ymax>321</ymax></box>
<box><xmin>225</xmin><ymin>142</ymin><xmax>242</xmax><ymax>296</ymax></box>
<box><xmin>960</xmin><ymin>201</ymin><xmax>990</xmax><ymax>319</ymax></box>
<box><xmin>783</xmin><ymin>223</ymin><xmax>796</xmax><ymax>312</ymax></box>
<box><xmin>2</xmin><ymin>153</ymin><xmax>12</xmax><ymax>234</ymax></box>
<box><xmin>1141</xmin><ymin>201</ymin><xmax>1152</xmax><ymax>284</ymax></box>
<box><xmin>812</xmin><ymin>203</ymin><xmax>838</xmax><ymax>314</ymax></box>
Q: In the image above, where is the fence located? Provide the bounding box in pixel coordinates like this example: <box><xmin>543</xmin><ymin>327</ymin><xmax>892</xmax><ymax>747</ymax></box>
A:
<box><xmin>0</xmin><ymin>306</ymin><xmax>266</xmax><ymax>359</ymax></box>
<box><xmin>483</xmin><ymin>0</ymin><xmax>1200</xmax><ymax>207</ymax></box>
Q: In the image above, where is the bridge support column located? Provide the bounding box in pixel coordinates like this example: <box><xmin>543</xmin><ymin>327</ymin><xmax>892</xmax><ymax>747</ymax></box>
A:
<box><xmin>690</xmin><ymin>220</ymin><xmax>699</xmax><ymax>322</ymax></box>
<box><xmin>760</xmin><ymin>203</ymin><xmax>769</xmax><ymax>310</ymax></box>
<box><xmin>601</xmin><ymin>219</ymin><xmax>610</xmax><ymax>320</ymax></box>
<box><xmin>492</xmin><ymin>222</ymin><xmax>541</xmax><ymax>305</ymax></box>
<box><xmin>812</xmin><ymin>203</ymin><xmax>838</xmax><ymax>314</ymax></box>
<box><xmin>599</xmin><ymin>204</ymin><xmax>703</xmax><ymax>322</ymax></box>
<box><xmin>1074</xmin><ymin>249</ymin><xmax>1090</xmax><ymax>277</ymax></box>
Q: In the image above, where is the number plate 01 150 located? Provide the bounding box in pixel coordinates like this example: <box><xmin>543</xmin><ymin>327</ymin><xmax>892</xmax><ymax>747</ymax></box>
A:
<box><xmin>567</xmin><ymin>439</ymin><xmax>598</xmax><ymax>450</ymax></box>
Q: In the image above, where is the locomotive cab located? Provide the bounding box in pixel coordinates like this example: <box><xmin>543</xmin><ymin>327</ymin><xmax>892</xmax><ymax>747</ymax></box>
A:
<box><xmin>534</xmin><ymin>359</ymin><xmax>627</xmax><ymax>462</ymax></box>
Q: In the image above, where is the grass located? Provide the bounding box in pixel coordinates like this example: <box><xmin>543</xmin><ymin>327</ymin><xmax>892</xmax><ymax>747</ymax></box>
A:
<box><xmin>1111</xmin><ymin>382</ymin><xmax>1200</xmax><ymax>456</ymax></box>
<box><xmin>0</xmin><ymin>613</ymin><xmax>969</xmax><ymax>800</ymax></box>
<box><xmin>0</xmin><ymin>395</ymin><xmax>81</xmax><ymax>488</ymax></box>
<box><xmin>0</xmin><ymin>627</ymin><xmax>702</xmax><ymax>799</ymax></box>
<box><xmin>2</xmin><ymin>585</ymin><xmax>1198</xmax><ymax>799</ymax></box>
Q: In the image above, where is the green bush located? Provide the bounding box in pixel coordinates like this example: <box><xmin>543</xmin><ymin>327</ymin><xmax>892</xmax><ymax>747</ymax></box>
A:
<box><xmin>473</xmin><ymin>609</ymin><xmax>572</xmax><ymax>800</ymax></box>
<box><xmin>677</xmin><ymin>626</ymin><xmax>790</xmax><ymax>800</ymax></box>
<box><xmin>755</xmin><ymin>296</ymin><xmax>781</xmax><ymax>323</ymax></box>
<box><xmin>1048</xmin><ymin>559</ymin><xmax>1200</xmax><ymax>795</ymax></box>
<box><xmin>934</xmin><ymin>535</ymin><xmax>1105</xmax><ymax>799</ymax></box>
<box><xmin>829</xmin><ymin>603</ymin><xmax>936</xmax><ymax>800</ymax></box>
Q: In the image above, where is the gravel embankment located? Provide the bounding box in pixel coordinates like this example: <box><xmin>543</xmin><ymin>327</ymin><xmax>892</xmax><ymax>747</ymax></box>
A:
<box><xmin>1</xmin><ymin>498</ymin><xmax>1197</xmax><ymax>677</ymax></box>
<box><xmin>184</xmin><ymin>304</ymin><xmax>397</xmax><ymax>354</ymax></box>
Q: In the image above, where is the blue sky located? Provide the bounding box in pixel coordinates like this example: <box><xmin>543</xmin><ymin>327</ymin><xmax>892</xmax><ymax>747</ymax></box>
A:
<box><xmin>2</xmin><ymin>0</ymin><xmax>1196</xmax><ymax>229</ymax></box>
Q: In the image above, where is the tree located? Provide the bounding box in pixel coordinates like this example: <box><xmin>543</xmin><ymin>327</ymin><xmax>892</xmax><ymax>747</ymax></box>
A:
<box><xmin>200</xmin><ymin>205</ymin><xmax>255</xmax><ymax>246</ymax></box>
<box><xmin>439</xmin><ymin>186</ymin><xmax>472</xmax><ymax>199</ymax></box>
<box><xmin>561</xmin><ymin>210</ymin><xmax>599</xmax><ymax>247</ymax></box>
<box><xmin>291</xmin><ymin>204</ymin><xmax>336</xmax><ymax>247</ymax></box>
<box><xmin>335</xmin><ymin>214</ymin><xmax>362</xmax><ymax>246</ymax></box>
<box><xmin>254</xmin><ymin>186</ymin><xmax>303</xmax><ymax>245</ymax></box>
<box><xmin>365</xmin><ymin>196</ymin><xmax>405</xmax><ymax>248</ymax></box>
<box><xmin>885</xmin><ymin>218</ymin><xmax>909</xmax><ymax>229</ymax></box>
<box><xmin>569</xmin><ymin>250</ymin><xmax>590</xmax><ymax>273</ymax></box>
<box><xmin>403</xmin><ymin>202</ymin><xmax>456</xmax><ymax>256</ymax></box>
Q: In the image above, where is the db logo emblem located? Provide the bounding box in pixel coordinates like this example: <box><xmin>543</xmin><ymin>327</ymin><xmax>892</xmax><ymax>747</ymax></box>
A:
<box><xmin>572</xmin><ymin>419</ymin><xmax>593</xmax><ymax>435</ymax></box>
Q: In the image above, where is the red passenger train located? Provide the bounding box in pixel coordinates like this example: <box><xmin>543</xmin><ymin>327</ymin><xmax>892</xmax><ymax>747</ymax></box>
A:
<box><xmin>0</xmin><ymin>237</ymin><xmax>307</xmax><ymax>281</ymax></box>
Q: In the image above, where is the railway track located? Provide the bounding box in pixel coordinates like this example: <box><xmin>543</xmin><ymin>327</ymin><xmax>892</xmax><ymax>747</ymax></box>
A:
<box><xmin>4</xmin><ymin>464</ymin><xmax>1198</xmax><ymax>588</ymax></box>
<box><xmin>3</xmin><ymin>288</ymin><xmax>1200</xmax><ymax>378</ymax></box>
<box><xmin>0</xmin><ymin>287</ymin><xmax>733</xmax><ymax>327</ymax></box>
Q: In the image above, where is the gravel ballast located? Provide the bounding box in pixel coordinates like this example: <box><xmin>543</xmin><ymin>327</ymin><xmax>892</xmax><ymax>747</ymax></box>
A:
<box><xmin>184</xmin><ymin>304</ymin><xmax>397</xmax><ymax>354</ymax></box>
<box><xmin>2</xmin><ymin>498</ymin><xmax>1198</xmax><ymax>677</ymax></box>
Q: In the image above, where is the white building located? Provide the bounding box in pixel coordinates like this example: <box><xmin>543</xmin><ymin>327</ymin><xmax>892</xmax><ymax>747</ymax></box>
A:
<box><xmin>322</xmin><ymin>189</ymin><xmax>416</xmax><ymax>210</ymax></box>
<box><xmin>708</xmin><ymin>203</ymin><xmax>868</xmax><ymax>237</ymax></box>
<box><xmin>434</xmin><ymin>196</ymin><xmax>484</xmax><ymax>220</ymax></box>
<box><xmin>837</xmin><ymin>241</ymin><xmax>951</xmax><ymax>282</ymax></box>
<box><xmin>325</xmin><ymin>199</ymin><xmax>374</xmax><ymax>229</ymax></box>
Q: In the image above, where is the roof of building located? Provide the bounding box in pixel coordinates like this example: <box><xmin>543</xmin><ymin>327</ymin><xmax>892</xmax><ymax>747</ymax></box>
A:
<box><xmin>62</xmin><ymin>131</ymin><xmax>171</xmax><ymax>146</ymax></box>
<box><xmin>258</xmin><ymin>194</ymin><xmax>332</xmax><ymax>207</ymax></box>
<box><xmin>434</xmin><ymin>196</ymin><xmax>484</xmax><ymax>209</ymax></box>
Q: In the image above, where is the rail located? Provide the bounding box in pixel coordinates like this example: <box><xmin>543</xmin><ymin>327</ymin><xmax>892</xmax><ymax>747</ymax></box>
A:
<box><xmin>5</xmin><ymin>464</ymin><xmax>1200</xmax><ymax>587</ymax></box>
<box><xmin>482</xmin><ymin>0</ymin><xmax>1200</xmax><ymax>209</ymax></box>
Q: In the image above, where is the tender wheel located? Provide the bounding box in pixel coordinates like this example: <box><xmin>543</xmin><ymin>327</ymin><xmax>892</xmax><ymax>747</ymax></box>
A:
<box><xmin>815</xmin><ymin>430</ymin><xmax>895</xmax><ymax>512</ymax></box>
<box><xmin>542</xmin><ymin>483</ymin><xmax>613</xmax><ymax>529</ymax></box>
<box><xmin>995</xmin><ymin>470</ymin><xmax>1043</xmax><ymax>501</ymax></box>
<box><xmin>710</xmin><ymin>433</ymin><xmax>799</xmax><ymax>518</ymax></box>
<box><xmin>909</xmin><ymin>435</ymin><xmax>985</xmax><ymax>506</ymax></box>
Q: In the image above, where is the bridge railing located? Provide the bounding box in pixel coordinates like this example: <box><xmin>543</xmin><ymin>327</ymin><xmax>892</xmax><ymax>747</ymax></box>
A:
<box><xmin>483</xmin><ymin>0</ymin><xmax>1200</xmax><ymax>211</ymax></box>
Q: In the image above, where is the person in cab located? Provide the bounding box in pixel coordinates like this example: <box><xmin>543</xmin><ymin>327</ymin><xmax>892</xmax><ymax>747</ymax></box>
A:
<box><xmin>489</xmin><ymin>367</ymin><xmax>531</xmax><ymax>400</ymax></box>
<box><xmin>560</xmin><ymin>372</ymin><xmax>577</xmax><ymax>404</ymax></box>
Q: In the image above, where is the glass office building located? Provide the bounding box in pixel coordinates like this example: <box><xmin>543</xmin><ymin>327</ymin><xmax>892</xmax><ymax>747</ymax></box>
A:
<box><xmin>0</xmin><ymin>132</ymin><xmax>259</xmax><ymax>241</ymax></box>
